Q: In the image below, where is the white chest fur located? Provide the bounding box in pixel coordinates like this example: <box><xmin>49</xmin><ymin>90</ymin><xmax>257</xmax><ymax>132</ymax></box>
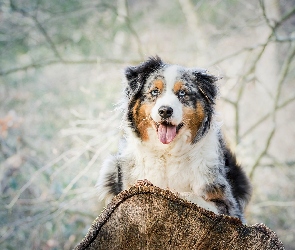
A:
<box><xmin>123</xmin><ymin>124</ymin><xmax>222</xmax><ymax>195</ymax></box>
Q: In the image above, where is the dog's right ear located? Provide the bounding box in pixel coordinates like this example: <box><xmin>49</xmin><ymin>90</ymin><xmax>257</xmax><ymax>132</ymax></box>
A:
<box><xmin>124</xmin><ymin>66</ymin><xmax>142</xmax><ymax>99</ymax></box>
<box><xmin>124</xmin><ymin>56</ymin><xmax>164</xmax><ymax>99</ymax></box>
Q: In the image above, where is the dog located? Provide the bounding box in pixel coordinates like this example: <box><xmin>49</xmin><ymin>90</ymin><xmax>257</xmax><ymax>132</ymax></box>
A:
<box><xmin>96</xmin><ymin>56</ymin><xmax>251</xmax><ymax>222</ymax></box>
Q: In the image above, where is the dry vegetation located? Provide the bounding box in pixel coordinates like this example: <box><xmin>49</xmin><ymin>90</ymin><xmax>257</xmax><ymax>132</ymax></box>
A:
<box><xmin>0</xmin><ymin>0</ymin><xmax>295</xmax><ymax>249</ymax></box>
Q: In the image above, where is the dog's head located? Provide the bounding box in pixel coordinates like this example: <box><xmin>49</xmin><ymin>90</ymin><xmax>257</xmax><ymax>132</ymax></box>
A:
<box><xmin>124</xmin><ymin>56</ymin><xmax>219</xmax><ymax>145</ymax></box>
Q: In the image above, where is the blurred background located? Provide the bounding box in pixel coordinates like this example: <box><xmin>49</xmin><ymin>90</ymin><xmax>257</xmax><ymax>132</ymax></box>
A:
<box><xmin>0</xmin><ymin>0</ymin><xmax>295</xmax><ymax>249</ymax></box>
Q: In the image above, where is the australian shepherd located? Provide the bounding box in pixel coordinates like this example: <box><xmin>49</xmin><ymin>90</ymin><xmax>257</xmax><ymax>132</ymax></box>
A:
<box><xmin>96</xmin><ymin>56</ymin><xmax>251</xmax><ymax>222</ymax></box>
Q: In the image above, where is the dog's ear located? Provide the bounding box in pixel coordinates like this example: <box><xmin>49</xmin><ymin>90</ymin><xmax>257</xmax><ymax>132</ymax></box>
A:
<box><xmin>124</xmin><ymin>56</ymin><xmax>164</xmax><ymax>99</ymax></box>
<box><xmin>192</xmin><ymin>70</ymin><xmax>220</xmax><ymax>104</ymax></box>
<box><xmin>124</xmin><ymin>66</ymin><xmax>142</xmax><ymax>99</ymax></box>
<box><xmin>191</xmin><ymin>70</ymin><xmax>220</xmax><ymax>143</ymax></box>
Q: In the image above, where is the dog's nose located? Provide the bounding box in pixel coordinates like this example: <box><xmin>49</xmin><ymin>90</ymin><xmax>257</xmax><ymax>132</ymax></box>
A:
<box><xmin>158</xmin><ymin>106</ymin><xmax>173</xmax><ymax>119</ymax></box>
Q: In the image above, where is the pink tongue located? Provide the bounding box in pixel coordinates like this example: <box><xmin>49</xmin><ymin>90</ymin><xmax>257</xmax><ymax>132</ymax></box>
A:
<box><xmin>157</xmin><ymin>124</ymin><xmax>177</xmax><ymax>144</ymax></box>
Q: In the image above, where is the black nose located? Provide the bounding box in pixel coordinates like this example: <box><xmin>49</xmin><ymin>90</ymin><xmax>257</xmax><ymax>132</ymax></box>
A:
<box><xmin>158</xmin><ymin>106</ymin><xmax>173</xmax><ymax>119</ymax></box>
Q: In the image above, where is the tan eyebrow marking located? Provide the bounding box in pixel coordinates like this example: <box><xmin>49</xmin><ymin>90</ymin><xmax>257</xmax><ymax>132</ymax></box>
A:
<box><xmin>173</xmin><ymin>81</ymin><xmax>185</xmax><ymax>93</ymax></box>
<box><xmin>153</xmin><ymin>79</ymin><xmax>164</xmax><ymax>91</ymax></box>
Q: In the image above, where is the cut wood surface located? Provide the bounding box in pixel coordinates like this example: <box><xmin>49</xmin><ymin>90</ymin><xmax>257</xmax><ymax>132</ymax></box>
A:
<box><xmin>75</xmin><ymin>182</ymin><xmax>285</xmax><ymax>250</ymax></box>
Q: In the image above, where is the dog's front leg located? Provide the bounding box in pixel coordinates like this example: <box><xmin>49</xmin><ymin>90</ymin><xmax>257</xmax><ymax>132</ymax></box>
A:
<box><xmin>177</xmin><ymin>192</ymin><xmax>219</xmax><ymax>214</ymax></box>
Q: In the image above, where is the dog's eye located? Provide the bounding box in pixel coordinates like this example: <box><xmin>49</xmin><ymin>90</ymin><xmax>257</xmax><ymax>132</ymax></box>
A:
<box><xmin>178</xmin><ymin>90</ymin><xmax>186</xmax><ymax>97</ymax></box>
<box><xmin>151</xmin><ymin>89</ymin><xmax>160</xmax><ymax>96</ymax></box>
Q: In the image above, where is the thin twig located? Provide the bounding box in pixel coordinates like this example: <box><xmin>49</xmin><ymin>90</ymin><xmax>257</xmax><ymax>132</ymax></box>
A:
<box><xmin>31</xmin><ymin>16</ymin><xmax>64</xmax><ymax>61</ymax></box>
<box><xmin>124</xmin><ymin>0</ymin><xmax>144</xmax><ymax>59</ymax></box>
<box><xmin>248</xmin><ymin>43</ymin><xmax>295</xmax><ymax>178</ymax></box>
<box><xmin>58</xmin><ymin>139</ymin><xmax>114</xmax><ymax>200</ymax></box>
<box><xmin>208</xmin><ymin>46</ymin><xmax>256</xmax><ymax>67</ymax></box>
<box><xmin>274</xmin><ymin>5</ymin><xmax>295</xmax><ymax>29</ymax></box>
<box><xmin>242</xmin><ymin>94</ymin><xmax>295</xmax><ymax>137</ymax></box>
<box><xmin>249</xmin><ymin>126</ymin><xmax>275</xmax><ymax>179</ymax></box>
<box><xmin>259</xmin><ymin>0</ymin><xmax>274</xmax><ymax>29</ymax></box>
<box><xmin>253</xmin><ymin>200</ymin><xmax>295</xmax><ymax>208</ymax></box>
<box><xmin>0</xmin><ymin>58</ymin><xmax>139</xmax><ymax>76</ymax></box>
<box><xmin>6</xmin><ymin>148</ymin><xmax>77</xmax><ymax>209</ymax></box>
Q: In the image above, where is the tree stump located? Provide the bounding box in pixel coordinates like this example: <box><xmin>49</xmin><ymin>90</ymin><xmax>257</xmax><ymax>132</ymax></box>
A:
<box><xmin>75</xmin><ymin>182</ymin><xmax>285</xmax><ymax>250</ymax></box>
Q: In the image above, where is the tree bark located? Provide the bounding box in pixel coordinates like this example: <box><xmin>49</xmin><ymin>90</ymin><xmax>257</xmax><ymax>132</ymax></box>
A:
<box><xmin>75</xmin><ymin>182</ymin><xmax>284</xmax><ymax>250</ymax></box>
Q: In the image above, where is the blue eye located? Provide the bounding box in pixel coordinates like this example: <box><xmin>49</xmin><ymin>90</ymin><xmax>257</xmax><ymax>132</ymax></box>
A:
<box><xmin>151</xmin><ymin>89</ymin><xmax>160</xmax><ymax>96</ymax></box>
<box><xmin>178</xmin><ymin>90</ymin><xmax>186</xmax><ymax>97</ymax></box>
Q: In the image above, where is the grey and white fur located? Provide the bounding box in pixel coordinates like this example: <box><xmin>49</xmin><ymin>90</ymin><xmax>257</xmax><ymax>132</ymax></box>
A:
<box><xmin>96</xmin><ymin>56</ymin><xmax>251</xmax><ymax>223</ymax></box>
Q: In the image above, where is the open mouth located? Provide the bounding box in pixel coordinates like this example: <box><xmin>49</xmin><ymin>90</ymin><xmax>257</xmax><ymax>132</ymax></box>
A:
<box><xmin>155</xmin><ymin>121</ymin><xmax>184</xmax><ymax>144</ymax></box>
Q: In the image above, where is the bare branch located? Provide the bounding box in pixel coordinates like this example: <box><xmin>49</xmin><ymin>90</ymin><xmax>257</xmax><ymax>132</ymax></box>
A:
<box><xmin>5</xmin><ymin>110</ymin><xmax>122</xmax><ymax>210</ymax></box>
<box><xmin>259</xmin><ymin>0</ymin><xmax>275</xmax><ymax>30</ymax></box>
<box><xmin>208</xmin><ymin>46</ymin><xmax>255</xmax><ymax>67</ymax></box>
<box><xmin>242</xmin><ymin>94</ymin><xmax>295</xmax><ymax>138</ymax></box>
<box><xmin>0</xmin><ymin>59</ymin><xmax>61</xmax><ymax>76</ymax></box>
<box><xmin>6</xmin><ymin>149</ymin><xmax>74</xmax><ymax>209</ymax></box>
<box><xmin>31</xmin><ymin>15</ymin><xmax>64</xmax><ymax>61</ymax></box>
<box><xmin>279</xmin><ymin>95</ymin><xmax>295</xmax><ymax>109</ymax></box>
<box><xmin>249</xmin><ymin>126</ymin><xmax>275</xmax><ymax>179</ymax></box>
<box><xmin>221</xmin><ymin>97</ymin><xmax>236</xmax><ymax>106</ymax></box>
<box><xmin>209</xmin><ymin>35</ymin><xmax>294</xmax><ymax>68</ymax></box>
<box><xmin>233</xmin><ymin>35</ymin><xmax>272</xmax><ymax>144</ymax></box>
<box><xmin>59</xmin><ymin>139</ymin><xmax>113</xmax><ymax>201</ymax></box>
<box><xmin>9</xmin><ymin>3</ymin><xmax>65</xmax><ymax>61</ymax></box>
<box><xmin>248</xmin><ymin>43</ymin><xmax>295</xmax><ymax>178</ymax></box>
<box><xmin>275</xmin><ymin>36</ymin><xmax>295</xmax><ymax>43</ymax></box>
<box><xmin>253</xmin><ymin>200</ymin><xmax>295</xmax><ymax>208</ymax></box>
<box><xmin>0</xmin><ymin>58</ymin><xmax>139</xmax><ymax>76</ymax></box>
<box><xmin>274</xmin><ymin>5</ymin><xmax>295</xmax><ymax>29</ymax></box>
<box><xmin>210</xmin><ymin>0</ymin><xmax>294</xmax><ymax>68</ymax></box>
<box><xmin>124</xmin><ymin>0</ymin><xmax>144</xmax><ymax>59</ymax></box>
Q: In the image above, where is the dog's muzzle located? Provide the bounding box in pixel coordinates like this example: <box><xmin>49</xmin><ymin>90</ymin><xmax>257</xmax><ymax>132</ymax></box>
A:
<box><xmin>156</xmin><ymin>106</ymin><xmax>177</xmax><ymax>144</ymax></box>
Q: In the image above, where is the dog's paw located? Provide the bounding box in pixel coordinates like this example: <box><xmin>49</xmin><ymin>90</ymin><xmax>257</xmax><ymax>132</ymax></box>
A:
<box><xmin>135</xmin><ymin>179</ymin><xmax>154</xmax><ymax>187</ymax></box>
<box><xmin>178</xmin><ymin>192</ymin><xmax>219</xmax><ymax>214</ymax></box>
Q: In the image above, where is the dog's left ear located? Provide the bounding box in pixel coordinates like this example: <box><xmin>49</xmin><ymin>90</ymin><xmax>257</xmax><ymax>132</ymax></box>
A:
<box><xmin>192</xmin><ymin>70</ymin><xmax>220</xmax><ymax>104</ymax></box>
<box><xmin>124</xmin><ymin>56</ymin><xmax>164</xmax><ymax>99</ymax></box>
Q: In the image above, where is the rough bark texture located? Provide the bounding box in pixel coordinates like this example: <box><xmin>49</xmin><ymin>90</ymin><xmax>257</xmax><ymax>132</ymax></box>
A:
<box><xmin>75</xmin><ymin>183</ymin><xmax>285</xmax><ymax>250</ymax></box>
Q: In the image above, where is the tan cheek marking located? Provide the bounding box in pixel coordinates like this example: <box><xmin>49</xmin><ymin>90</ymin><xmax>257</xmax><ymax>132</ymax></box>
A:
<box><xmin>133</xmin><ymin>100</ymin><xmax>153</xmax><ymax>141</ymax></box>
<box><xmin>153</xmin><ymin>79</ymin><xmax>164</xmax><ymax>92</ymax></box>
<box><xmin>173</xmin><ymin>81</ymin><xmax>184</xmax><ymax>93</ymax></box>
<box><xmin>183</xmin><ymin>102</ymin><xmax>205</xmax><ymax>143</ymax></box>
